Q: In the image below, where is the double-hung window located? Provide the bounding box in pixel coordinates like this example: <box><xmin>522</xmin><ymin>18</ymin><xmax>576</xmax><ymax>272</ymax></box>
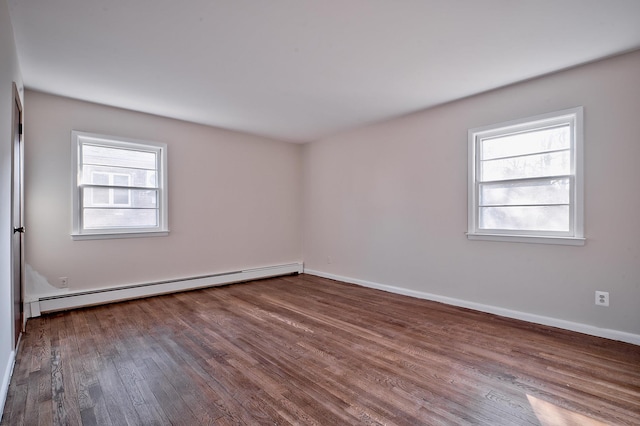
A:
<box><xmin>467</xmin><ymin>107</ymin><xmax>584</xmax><ymax>245</ymax></box>
<box><xmin>72</xmin><ymin>131</ymin><xmax>169</xmax><ymax>239</ymax></box>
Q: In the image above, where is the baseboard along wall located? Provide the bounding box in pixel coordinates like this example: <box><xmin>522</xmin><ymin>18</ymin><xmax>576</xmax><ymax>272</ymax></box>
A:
<box><xmin>304</xmin><ymin>268</ymin><xmax>640</xmax><ymax>346</ymax></box>
<box><xmin>0</xmin><ymin>349</ymin><xmax>16</xmax><ymax>421</ymax></box>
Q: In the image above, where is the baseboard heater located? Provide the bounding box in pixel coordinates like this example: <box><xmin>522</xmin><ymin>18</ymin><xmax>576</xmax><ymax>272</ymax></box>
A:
<box><xmin>28</xmin><ymin>262</ymin><xmax>303</xmax><ymax>317</ymax></box>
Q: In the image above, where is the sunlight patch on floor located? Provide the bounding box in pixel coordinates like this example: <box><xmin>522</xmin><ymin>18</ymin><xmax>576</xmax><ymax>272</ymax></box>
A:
<box><xmin>527</xmin><ymin>394</ymin><xmax>609</xmax><ymax>426</ymax></box>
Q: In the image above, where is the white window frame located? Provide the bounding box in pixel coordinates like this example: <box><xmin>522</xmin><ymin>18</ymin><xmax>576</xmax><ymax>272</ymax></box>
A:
<box><xmin>467</xmin><ymin>107</ymin><xmax>585</xmax><ymax>246</ymax></box>
<box><xmin>71</xmin><ymin>131</ymin><xmax>169</xmax><ymax>240</ymax></box>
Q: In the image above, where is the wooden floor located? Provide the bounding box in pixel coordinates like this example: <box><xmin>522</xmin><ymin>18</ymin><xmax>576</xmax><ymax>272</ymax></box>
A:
<box><xmin>2</xmin><ymin>274</ymin><xmax>639</xmax><ymax>425</ymax></box>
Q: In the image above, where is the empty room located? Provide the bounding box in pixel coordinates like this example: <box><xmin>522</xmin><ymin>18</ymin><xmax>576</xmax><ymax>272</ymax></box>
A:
<box><xmin>1</xmin><ymin>1</ymin><xmax>639</xmax><ymax>425</ymax></box>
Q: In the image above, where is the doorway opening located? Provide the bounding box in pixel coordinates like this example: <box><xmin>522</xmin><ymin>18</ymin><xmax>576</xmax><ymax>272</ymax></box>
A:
<box><xmin>11</xmin><ymin>83</ymin><xmax>24</xmax><ymax>347</ymax></box>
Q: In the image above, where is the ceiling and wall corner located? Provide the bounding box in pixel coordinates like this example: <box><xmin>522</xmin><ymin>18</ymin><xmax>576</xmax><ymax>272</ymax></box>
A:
<box><xmin>6</xmin><ymin>0</ymin><xmax>640</xmax><ymax>142</ymax></box>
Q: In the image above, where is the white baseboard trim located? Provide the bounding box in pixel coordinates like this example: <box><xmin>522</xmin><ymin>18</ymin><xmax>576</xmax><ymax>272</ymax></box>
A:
<box><xmin>0</xmin><ymin>350</ymin><xmax>16</xmax><ymax>421</ymax></box>
<box><xmin>304</xmin><ymin>269</ymin><xmax>640</xmax><ymax>346</ymax></box>
<box><xmin>29</xmin><ymin>262</ymin><xmax>303</xmax><ymax>317</ymax></box>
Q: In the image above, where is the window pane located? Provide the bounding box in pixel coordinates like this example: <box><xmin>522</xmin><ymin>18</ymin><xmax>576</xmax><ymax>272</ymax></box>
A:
<box><xmin>83</xmin><ymin>165</ymin><xmax>157</xmax><ymax>188</ymax></box>
<box><xmin>113</xmin><ymin>189</ymin><xmax>129</xmax><ymax>205</ymax></box>
<box><xmin>83</xmin><ymin>208</ymin><xmax>158</xmax><ymax>229</ymax></box>
<box><xmin>83</xmin><ymin>144</ymin><xmax>157</xmax><ymax>170</ymax></box>
<box><xmin>91</xmin><ymin>187</ymin><xmax>109</xmax><ymax>205</ymax></box>
<box><xmin>479</xmin><ymin>206</ymin><xmax>570</xmax><ymax>232</ymax></box>
<box><xmin>481</xmin><ymin>125</ymin><xmax>570</xmax><ymax>160</ymax></box>
<box><xmin>113</xmin><ymin>174</ymin><xmax>129</xmax><ymax>186</ymax></box>
<box><xmin>92</xmin><ymin>172</ymin><xmax>109</xmax><ymax>185</ymax></box>
<box><xmin>479</xmin><ymin>178</ymin><xmax>570</xmax><ymax>206</ymax></box>
<box><xmin>480</xmin><ymin>150</ymin><xmax>570</xmax><ymax>182</ymax></box>
<box><xmin>83</xmin><ymin>188</ymin><xmax>157</xmax><ymax>208</ymax></box>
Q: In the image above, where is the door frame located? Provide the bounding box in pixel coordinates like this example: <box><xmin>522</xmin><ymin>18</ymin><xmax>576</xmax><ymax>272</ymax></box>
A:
<box><xmin>10</xmin><ymin>82</ymin><xmax>24</xmax><ymax>348</ymax></box>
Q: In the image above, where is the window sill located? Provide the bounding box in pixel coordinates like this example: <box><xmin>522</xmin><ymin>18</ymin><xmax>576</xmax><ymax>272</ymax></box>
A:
<box><xmin>466</xmin><ymin>233</ymin><xmax>585</xmax><ymax>246</ymax></box>
<box><xmin>71</xmin><ymin>230</ymin><xmax>169</xmax><ymax>241</ymax></box>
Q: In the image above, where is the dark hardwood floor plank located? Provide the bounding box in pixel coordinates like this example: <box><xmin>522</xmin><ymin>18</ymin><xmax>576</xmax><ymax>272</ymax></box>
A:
<box><xmin>22</xmin><ymin>370</ymin><xmax>41</xmax><ymax>426</ymax></box>
<box><xmin>2</xmin><ymin>274</ymin><xmax>639</xmax><ymax>425</ymax></box>
<box><xmin>49</xmin><ymin>347</ymin><xmax>66</xmax><ymax>425</ymax></box>
<box><xmin>4</xmin><ymin>383</ymin><xmax>27</xmax><ymax>426</ymax></box>
<box><xmin>136</xmin><ymin>356</ymin><xmax>199</xmax><ymax>426</ymax></box>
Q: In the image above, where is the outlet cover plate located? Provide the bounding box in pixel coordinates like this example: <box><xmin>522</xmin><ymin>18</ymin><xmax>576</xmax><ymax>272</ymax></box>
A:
<box><xmin>595</xmin><ymin>291</ymin><xmax>609</xmax><ymax>307</ymax></box>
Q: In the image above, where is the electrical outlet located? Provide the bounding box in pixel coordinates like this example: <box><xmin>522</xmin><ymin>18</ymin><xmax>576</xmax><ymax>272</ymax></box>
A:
<box><xmin>59</xmin><ymin>277</ymin><xmax>68</xmax><ymax>288</ymax></box>
<box><xmin>595</xmin><ymin>291</ymin><xmax>609</xmax><ymax>307</ymax></box>
<box><xmin>326</xmin><ymin>256</ymin><xmax>332</xmax><ymax>264</ymax></box>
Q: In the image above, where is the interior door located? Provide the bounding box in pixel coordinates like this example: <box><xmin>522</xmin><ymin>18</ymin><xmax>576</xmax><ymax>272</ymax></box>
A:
<box><xmin>11</xmin><ymin>83</ymin><xmax>24</xmax><ymax>346</ymax></box>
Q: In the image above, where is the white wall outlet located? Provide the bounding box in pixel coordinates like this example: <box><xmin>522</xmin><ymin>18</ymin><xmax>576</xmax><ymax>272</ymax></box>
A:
<box><xmin>59</xmin><ymin>277</ymin><xmax>68</xmax><ymax>288</ymax></box>
<box><xmin>595</xmin><ymin>291</ymin><xmax>609</xmax><ymax>307</ymax></box>
<box><xmin>326</xmin><ymin>256</ymin><xmax>332</xmax><ymax>264</ymax></box>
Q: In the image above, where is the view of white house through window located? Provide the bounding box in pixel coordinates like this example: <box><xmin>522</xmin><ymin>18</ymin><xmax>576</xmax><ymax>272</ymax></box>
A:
<box><xmin>72</xmin><ymin>132</ymin><xmax>168</xmax><ymax>239</ymax></box>
<box><xmin>468</xmin><ymin>107</ymin><xmax>584</xmax><ymax>245</ymax></box>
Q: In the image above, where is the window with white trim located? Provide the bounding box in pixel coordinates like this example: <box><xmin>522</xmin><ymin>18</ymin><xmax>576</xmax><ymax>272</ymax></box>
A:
<box><xmin>467</xmin><ymin>107</ymin><xmax>584</xmax><ymax>245</ymax></box>
<box><xmin>72</xmin><ymin>131</ymin><xmax>169</xmax><ymax>239</ymax></box>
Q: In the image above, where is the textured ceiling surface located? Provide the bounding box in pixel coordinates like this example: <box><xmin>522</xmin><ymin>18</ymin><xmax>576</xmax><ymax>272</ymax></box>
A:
<box><xmin>8</xmin><ymin>0</ymin><xmax>640</xmax><ymax>142</ymax></box>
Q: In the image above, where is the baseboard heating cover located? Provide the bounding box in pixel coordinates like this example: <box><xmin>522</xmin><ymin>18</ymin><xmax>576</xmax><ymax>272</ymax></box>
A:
<box><xmin>28</xmin><ymin>262</ymin><xmax>303</xmax><ymax>317</ymax></box>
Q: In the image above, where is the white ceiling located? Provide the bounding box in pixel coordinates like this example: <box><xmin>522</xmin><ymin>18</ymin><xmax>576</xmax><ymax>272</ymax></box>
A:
<box><xmin>7</xmin><ymin>0</ymin><xmax>640</xmax><ymax>142</ymax></box>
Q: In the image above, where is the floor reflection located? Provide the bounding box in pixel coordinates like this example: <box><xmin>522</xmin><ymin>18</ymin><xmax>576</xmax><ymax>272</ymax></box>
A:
<box><xmin>527</xmin><ymin>394</ymin><xmax>609</xmax><ymax>426</ymax></box>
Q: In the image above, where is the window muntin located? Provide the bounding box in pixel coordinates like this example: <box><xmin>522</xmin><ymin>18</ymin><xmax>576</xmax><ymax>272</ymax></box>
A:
<box><xmin>72</xmin><ymin>132</ymin><xmax>168</xmax><ymax>239</ymax></box>
<box><xmin>89</xmin><ymin>172</ymin><xmax>131</xmax><ymax>206</ymax></box>
<box><xmin>468</xmin><ymin>107</ymin><xmax>584</xmax><ymax>245</ymax></box>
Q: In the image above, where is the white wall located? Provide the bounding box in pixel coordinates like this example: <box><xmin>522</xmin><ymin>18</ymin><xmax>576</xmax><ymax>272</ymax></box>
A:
<box><xmin>0</xmin><ymin>0</ymin><xmax>23</xmax><ymax>416</ymax></box>
<box><xmin>24</xmin><ymin>91</ymin><xmax>302</xmax><ymax>295</ymax></box>
<box><xmin>303</xmin><ymin>50</ymin><xmax>640</xmax><ymax>340</ymax></box>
